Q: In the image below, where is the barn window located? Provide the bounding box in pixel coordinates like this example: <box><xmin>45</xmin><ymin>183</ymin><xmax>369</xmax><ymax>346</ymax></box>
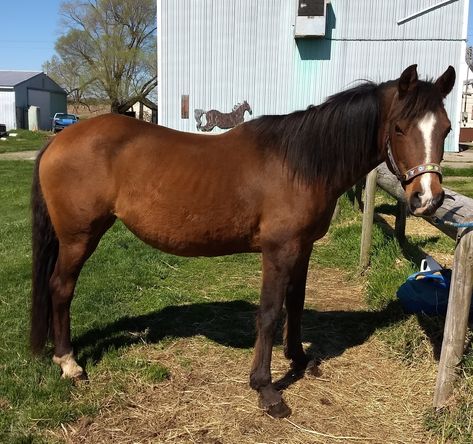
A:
<box><xmin>181</xmin><ymin>95</ymin><xmax>189</xmax><ymax>119</ymax></box>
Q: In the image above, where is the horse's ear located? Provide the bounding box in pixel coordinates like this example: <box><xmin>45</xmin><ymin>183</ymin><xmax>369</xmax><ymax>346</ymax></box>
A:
<box><xmin>398</xmin><ymin>64</ymin><xmax>418</xmax><ymax>99</ymax></box>
<box><xmin>435</xmin><ymin>66</ymin><xmax>456</xmax><ymax>97</ymax></box>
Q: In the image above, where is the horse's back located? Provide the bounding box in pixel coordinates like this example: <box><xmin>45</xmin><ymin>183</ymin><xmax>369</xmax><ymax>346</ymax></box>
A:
<box><xmin>39</xmin><ymin>114</ymin><xmax>269</xmax><ymax>255</ymax></box>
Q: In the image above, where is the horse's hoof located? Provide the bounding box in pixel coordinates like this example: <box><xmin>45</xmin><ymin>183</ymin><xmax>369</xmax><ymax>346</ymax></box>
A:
<box><xmin>306</xmin><ymin>359</ymin><xmax>322</xmax><ymax>377</ymax></box>
<box><xmin>266</xmin><ymin>400</ymin><xmax>292</xmax><ymax>418</ymax></box>
<box><xmin>290</xmin><ymin>354</ymin><xmax>311</xmax><ymax>372</ymax></box>
<box><xmin>53</xmin><ymin>352</ymin><xmax>85</xmax><ymax>380</ymax></box>
<box><xmin>71</xmin><ymin>371</ymin><xmax>89</xmax><ymax>385</ymax></box>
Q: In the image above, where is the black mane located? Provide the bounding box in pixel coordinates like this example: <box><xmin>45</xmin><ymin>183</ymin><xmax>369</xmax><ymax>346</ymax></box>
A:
<box><xmin>247</xmin><ymin>82</ymin><xmax>381</xmax><ymax>188</ymax></box>
<box><xmin>247</xmin><ymin>79</ymin><xmax>446</xmax><ymax>189</ymax></box>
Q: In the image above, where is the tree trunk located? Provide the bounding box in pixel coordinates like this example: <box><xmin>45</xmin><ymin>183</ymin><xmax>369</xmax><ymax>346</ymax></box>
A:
<box><xmin>110</xmin><ymin>101</ymin><xmax>121</xmax><ymax>114</ymax></box>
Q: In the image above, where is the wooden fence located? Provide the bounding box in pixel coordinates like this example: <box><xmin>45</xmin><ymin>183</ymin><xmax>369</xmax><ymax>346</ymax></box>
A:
<box><xmin>360</xmin><ymin>163</ymin><xmax>473</xmax><ymax>408</ymax></box>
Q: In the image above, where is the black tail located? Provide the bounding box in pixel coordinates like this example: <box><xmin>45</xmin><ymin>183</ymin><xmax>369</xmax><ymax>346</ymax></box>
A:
<box><xmin>30</xmin><ymin>141</ymin><xmax>58</xmax><ymax>354</ymax></box>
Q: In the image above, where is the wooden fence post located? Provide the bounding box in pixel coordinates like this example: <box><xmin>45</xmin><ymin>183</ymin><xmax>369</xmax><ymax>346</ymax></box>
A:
<box><xmin>433</xmin><ymin>226</ymin><xmax>473</xmax><ymax>408</ymax></box>
<box><xmin>395</xmin><ymin>201</ymin><xmax>407</xmax><ymax>242</ymax></box>
<box><xmin>331</xmin><ymin>198</ymin><xmax>340</xmax><ymax>222</ymax></box>
<box><xmin>369</xmin><ymin>163</ymin><xmax>473</xmax><ymax>407</ymax></box>
<box><xmin>359</xmin><ymin>169</ymin><xmax>378</xmax><ymax>270</ymax></box>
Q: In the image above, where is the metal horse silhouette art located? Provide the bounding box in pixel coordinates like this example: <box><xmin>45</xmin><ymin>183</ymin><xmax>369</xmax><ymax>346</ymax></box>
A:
<box><xmin>195</xmin><ymin>101</ymin><xmax>252</xmax><ymax>131</ymax></box>
<box><xmin>31</xmin><ymin>65</ymin><xmax>454</xmax><ymax>418</ymax></box>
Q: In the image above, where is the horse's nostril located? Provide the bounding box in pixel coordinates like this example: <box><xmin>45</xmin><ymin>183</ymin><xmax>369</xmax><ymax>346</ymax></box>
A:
<box><xmin>410</xmin><ymin>191</ymin><xmax>422</xmax><ymax>210</ymax></box>
<box><xmin>432</xmin><ymin>190</ymin><xmax>445</xmax><ymax>208</ymax></box>
<box><xmin>409</xmin><ymin>189</ymin><xmax>444</xmax><ymax>215</ymax></box>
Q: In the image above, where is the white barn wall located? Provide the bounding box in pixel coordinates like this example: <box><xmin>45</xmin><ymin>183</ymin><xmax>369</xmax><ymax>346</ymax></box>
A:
<box><xmin>0</xmin><ymin>90</ymin><xmax>16</xmax><ymax>130</ymax></box>
<box><xmin>158</xmin><ymin>0</ymin><xmax>467</xmax><ymax>151</ymax></box>
<box><xmin>331</xmin><ymin>0</ymin><xmax>464</xmax><ymax>39</ymax></box>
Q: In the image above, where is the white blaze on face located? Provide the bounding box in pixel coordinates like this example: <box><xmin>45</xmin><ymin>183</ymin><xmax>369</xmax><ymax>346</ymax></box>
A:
<box><xmin>417</xmin><ymin>112</ymin><xmax>437</xmax><ymax>205</ymax></box>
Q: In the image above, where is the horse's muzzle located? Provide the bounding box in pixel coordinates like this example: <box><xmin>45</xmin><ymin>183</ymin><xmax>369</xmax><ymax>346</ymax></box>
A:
<box><xmin>408</xmin><ymin>189</ymin><xmax>445</xmax><ymax>216</ymax></box>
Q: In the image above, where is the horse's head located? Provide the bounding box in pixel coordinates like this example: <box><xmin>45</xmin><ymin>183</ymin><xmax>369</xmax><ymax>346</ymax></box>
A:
<box><xmin>386</xmin><ymin>65</ymin><xmax>455</xmax><ymax>216</ymax></box>
<box><xmin>243</xmin><ymin>100</ymin><xmax>253</xmax><ymax>115</ymax></box>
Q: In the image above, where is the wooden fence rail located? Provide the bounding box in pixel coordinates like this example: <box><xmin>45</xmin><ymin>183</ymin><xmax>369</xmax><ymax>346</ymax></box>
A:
<box><xmin>360</xmin><ymin>162</ymin><xmax>473</xmax><ymax>409</ymax></box>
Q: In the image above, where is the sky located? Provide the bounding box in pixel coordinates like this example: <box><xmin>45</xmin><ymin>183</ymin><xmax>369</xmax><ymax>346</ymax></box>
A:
<box><xmin>0</xmin><ymin>0</ymin><xmax>63</xmax><ymax>71</ymax></box>
<box><xmin>1</xmin><ymin>0</ymin><xmax>473</xmax><ymax>72</ymax></box>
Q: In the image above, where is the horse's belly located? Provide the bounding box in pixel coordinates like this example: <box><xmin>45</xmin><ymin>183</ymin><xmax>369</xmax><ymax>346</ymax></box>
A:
<box><xmin>117</xmin><ymin>206</ymin><xmax>261</xmax><ymax>257</ymax></box>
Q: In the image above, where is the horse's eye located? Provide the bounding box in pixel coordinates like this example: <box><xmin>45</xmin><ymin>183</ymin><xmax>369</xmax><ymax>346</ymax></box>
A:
<box><xmin>444</xmin><ymin>126</ymin><xmax>452</xmax><ymax>138</ymax></box>
<box><xmin>395</xmin><ymin>125</ymin><xmax>404</xmax><ymax>135</ymax></box>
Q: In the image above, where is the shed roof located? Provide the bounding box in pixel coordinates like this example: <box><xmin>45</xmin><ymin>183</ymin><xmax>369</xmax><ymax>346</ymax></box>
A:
<box><xmin>0</xmin><ymin>71</ymin><xmax>41</xmax><ymax>87</ymax></box>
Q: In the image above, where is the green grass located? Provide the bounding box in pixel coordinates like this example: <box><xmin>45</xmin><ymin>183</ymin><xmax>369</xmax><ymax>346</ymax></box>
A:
<box><xmin>443</xmin><ymin>177</ymin><xmax>473</xmax><ymax>199</ymax></box>
<box><xmin>0</xmin><ymin>160</ymin><xmax>472</xmax><ymax>442</ymax></box>
<box><xmin>314</xmin><ymin>195</ymin><xmax>417</xmax><ymax>309</ymax></box>
<box><xmin>443</xmin><ymin>167</ymin><xmax>473</xmax><ymax>177</ymax></box>
<box><xmin>442</xmin><ymin>164</ymin><xmax>473</xmax><ymax>198</ymax></box>
<box><xmin>0</xmin><ymin>129</ymin><xmax>50</xmax><ymax>154</ymax></box>
<box><xmin>0</xmin><ymin>161</ymin><xmax>89</xmax><ymax>442</ymax></box>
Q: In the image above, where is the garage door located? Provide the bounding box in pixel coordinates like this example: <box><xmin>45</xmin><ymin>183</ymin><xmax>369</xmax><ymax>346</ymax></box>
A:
<box><xmin>28</xmin><ymin>89</ymin><xmax>51</xmax><ymax>131</ymax></box>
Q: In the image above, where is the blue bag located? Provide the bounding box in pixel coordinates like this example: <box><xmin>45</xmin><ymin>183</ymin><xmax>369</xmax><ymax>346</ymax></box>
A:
<box><xmin>396</xmin><ymin>269</ymin><xmax>452</xmax><ymax>315</ymax></box>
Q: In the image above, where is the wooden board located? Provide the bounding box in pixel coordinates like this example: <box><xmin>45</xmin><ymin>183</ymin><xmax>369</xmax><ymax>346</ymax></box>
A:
<box><xmin>376</xmin><ymin>163</ymin><xmax>473</xmax><ymax>240</ymax></box>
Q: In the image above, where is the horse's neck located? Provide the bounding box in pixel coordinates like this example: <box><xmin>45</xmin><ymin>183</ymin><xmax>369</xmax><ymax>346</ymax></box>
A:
<box><xmin>331</xmin><ymin>95</ymin><xmax>395</xmax><ymax>197</ymax></box>
<box><xmin>342</xmin><ymin>84</ymin><xmax>395</xmax><ymax>190</ymax></box>
<box><xmin>333</xmin><ymin>154</ymin><xmax>383</xmax><ymax>199</ymax></box>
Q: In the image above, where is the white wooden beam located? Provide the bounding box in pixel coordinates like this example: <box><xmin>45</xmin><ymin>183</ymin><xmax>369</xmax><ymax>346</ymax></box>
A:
<box><xmin>397</xmin><ymin>0</ymin><xmax>459</xmax><ymax>25</ymax></box>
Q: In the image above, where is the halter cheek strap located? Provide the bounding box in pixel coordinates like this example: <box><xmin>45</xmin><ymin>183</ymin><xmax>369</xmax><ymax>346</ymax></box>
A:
<box><xmin>385</xmin><ymin>138</ymin><xmax>443</xmax><ymax>184</ymax></box>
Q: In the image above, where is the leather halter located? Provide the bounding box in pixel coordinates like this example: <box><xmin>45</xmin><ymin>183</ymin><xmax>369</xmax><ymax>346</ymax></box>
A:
<box><xmin>385</xmin><ymin>137</ymin><xmax>442</xmax><ymax>184</ymax></box>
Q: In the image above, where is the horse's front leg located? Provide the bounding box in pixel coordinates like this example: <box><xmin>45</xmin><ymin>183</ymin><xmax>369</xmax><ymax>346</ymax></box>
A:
<box><xmin>250</xmin><ymin>242</ymin><xmax>309</xmax><ymax>418</ymax></box>
<box><xmin>283</xmin><ymin>247</ymin><xmax>312</xmax><ymax>370</ymax></box>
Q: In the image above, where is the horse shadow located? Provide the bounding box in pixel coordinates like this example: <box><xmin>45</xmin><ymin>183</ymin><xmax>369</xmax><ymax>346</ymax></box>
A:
<box><xmin>74</xmin><ymin>297</ymin><xmax>412</xmax><ymax>387</ymax></box>
<box><xmin>73</xmin><ymin>199</ymin><xmax>454</xmax><ymax>388</ymax></box>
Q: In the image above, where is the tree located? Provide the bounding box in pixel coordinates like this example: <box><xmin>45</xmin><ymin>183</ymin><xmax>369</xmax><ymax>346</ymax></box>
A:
<box><xmin>43</xmin><ymin>55</ymin><xmax>95</xmax><ymax>113</ymax></box>
<box><xmin>45</xmin><ymin>0</ymin><xmax>157</xmax><ymax>113</ymax></box>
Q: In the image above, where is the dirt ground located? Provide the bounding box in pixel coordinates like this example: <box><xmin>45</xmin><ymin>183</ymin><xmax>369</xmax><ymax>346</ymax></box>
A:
<box><xmin>0</xmin><ymin>150</ymin><xmax>38</xmax><ymax>160</ymax></box>
<box><xmin>443</xmin><ymin>148</ymin><xmax>473</xmax><ymax>169</ymax></box>
<box><xmin>47</xmin><ymin>265</ymin><xmax>440</xmax><ymax>444</ymax></box>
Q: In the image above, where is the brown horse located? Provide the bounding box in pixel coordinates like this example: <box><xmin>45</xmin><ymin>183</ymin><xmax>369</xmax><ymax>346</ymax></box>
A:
<box><xmin>31</xmin><ymin>65</ymin><xmax>454</xmax><ymax>417</ymax></box>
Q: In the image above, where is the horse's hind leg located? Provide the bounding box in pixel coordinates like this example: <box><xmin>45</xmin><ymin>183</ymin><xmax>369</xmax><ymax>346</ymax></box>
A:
<box><xmin>51</xmin><ymin>220</ymin><xmax>114</xmax><ymax>378</ymax></box>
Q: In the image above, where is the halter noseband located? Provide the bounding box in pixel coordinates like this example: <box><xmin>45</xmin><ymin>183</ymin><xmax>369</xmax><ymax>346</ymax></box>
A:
<box><xmin>385</xmin><ymin>137</ymin><xmax>442</xmax><ymax>184</ymax></box>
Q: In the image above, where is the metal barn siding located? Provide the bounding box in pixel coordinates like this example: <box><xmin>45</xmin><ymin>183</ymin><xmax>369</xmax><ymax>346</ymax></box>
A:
<box><xmin>158</xmin><ymin>0</ymin><xmax>468</xmax><ymax>151</ymax></box>
<box><xmin>0</xmin><ymin>90</ymin><xmax>16</xmax><ymax>130</ymax></box>
<box><xmin>158</xmin><ymin>0</ymin><xmax>297</xmax><ymax>130</ymax></box>
<box><xmin>50</xmin><ymin>92</ymin><xmax>67</xmax><ymax>120</ymax></box>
